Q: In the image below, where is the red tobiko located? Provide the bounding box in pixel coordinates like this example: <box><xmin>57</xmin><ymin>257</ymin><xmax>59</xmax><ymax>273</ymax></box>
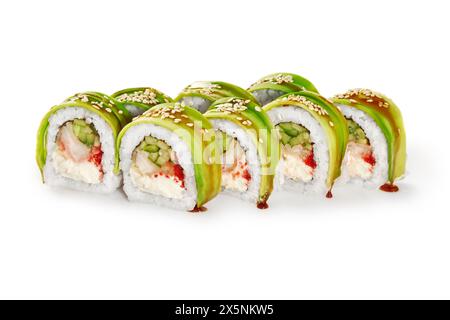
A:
<box><xmin>242</xmin><ymin>169</ymin><xmax>252</xmax><ymax>181</ymax></box>
<box><xmin>173</xmin><ymin>164</ymin><xmax>185</xmax><ymax>188</ymax></box>
<box><xmin>89</xmin><ymin>146</ymin><xmax>103</xmax><ymax>169</ymax></box>
<box><xmin>362</xmin><ymin>152</ymin><xmax>376</xmax><ymax>166</ymax></box>
<box><xmin>304</xmin><ymin>151</ymin><xmax>317</xmax><ymax>169</ymax></box>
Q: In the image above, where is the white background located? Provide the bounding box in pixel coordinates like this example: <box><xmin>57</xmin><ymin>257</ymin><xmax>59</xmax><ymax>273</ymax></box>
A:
<box><xmin>0</xmin><ymin>0</ymin><xmax>449</xmax><ymax>299</ymax></box>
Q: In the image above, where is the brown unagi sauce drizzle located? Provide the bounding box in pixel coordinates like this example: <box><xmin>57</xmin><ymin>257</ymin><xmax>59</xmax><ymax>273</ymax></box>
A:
<box><xmin>190</xmin><ymin>205</ymin><xmax>208</xmax><ymax>213</ymax></box>
<box><xmin>326</xmin><ymin>190</ymin><xmax>333</xmax><ymax>198</ymax></box>
<box><xmin>379</xmin><ymin>183</ymin><xmax>399</xmax><ymax>192</ymax></box>
<box><xmin>257</xmin><ymin>201</ymin><xmax>269</xmax><ymax>210</ymax></box>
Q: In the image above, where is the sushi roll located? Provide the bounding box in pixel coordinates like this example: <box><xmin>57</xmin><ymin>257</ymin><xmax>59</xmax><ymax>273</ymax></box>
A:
<box><xmin>36</xmin><ymin>92</ymin><xmax>131</xmax><ymax>193</ymax></box>
<box><xmin>111</xmin><ymin>87</ymin><xmax>172</xmax><ymax>117</ymax></box>
<box><xmin>175</xmin><ymin>81</ymin><xmax>258</xmax><ymax>113</ymax></box>
<box><xmin>263</xmin><ymin>91</ymin><xmax>348</xmax><ymax>197</ymax></box>
<box><xmin>117</xmin><ymin>102</ymin><xmax>222</xmax><ymax>211</ymax></box>
<box><xmin>331</xmin><ymin>89</ymin><xmax>406</xmax><ymax>192</ymax></box>
<box><xmin>204</xmin><ymin>97</ymin><xmax>280</xmax><ymax>209</ymax></box>
<box><xmin>248</xmin><ymin>72</ymin><xmax>319</xmax><ymax>106</ymax></box>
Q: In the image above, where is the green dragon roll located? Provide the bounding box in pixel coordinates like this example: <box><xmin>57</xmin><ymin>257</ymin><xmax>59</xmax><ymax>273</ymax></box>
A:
<box><xmin>36</xmin><ymin>92</ymin><xmax>131</xmax><ymax>193</ymax></box>
<box><xmin>204</xmin><ymin>97</ymin><xmax>280</xmax><ymax>209</ymax></box>
<box><xmin>111</xmin><ymin>87</ymin><xmax>172</xmax><ymax>117</ymax></box>
<box><xmin>248</xmin><ymin>72</ymin><xmax>319</xmax><ymax>106</ymax></box>
<box><xmin>175</xmin><ymin>81</ymin><xmax>258</xmax><ymax>113</ymax></box>
<box><xmin>331</xmin><ymin>89</ymin><xmax>406</xmax><ymax>192</ymax></box>
<box><xmin>117</xmin><ymin>102</ymin><xmax>222</xmax><ymax>211</ymax></box>
<box><xmin>263</xmin><ymin>91</ymin><xmax>348</xmax><ymax>197</ymax></box>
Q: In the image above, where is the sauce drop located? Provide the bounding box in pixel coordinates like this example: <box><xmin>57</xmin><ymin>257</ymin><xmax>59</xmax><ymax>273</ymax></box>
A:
<box><xmin>257</xmin><ymin>201</ymin><xmax>269</xmax><ymax>210</ymax></box>
<box><xmin>379</xmin><ymin>183</ymin><xmax>399</xmax><ymax>192</ymax></box>
<box><xmin>326</xmin><ymin>190</ymin><xmax>333</xmax><ymax>198</ymax></box>
<box><xmin>190</xmin><ymin>205</ymin><xmax>207</xmax><ymax>213</ymax></box>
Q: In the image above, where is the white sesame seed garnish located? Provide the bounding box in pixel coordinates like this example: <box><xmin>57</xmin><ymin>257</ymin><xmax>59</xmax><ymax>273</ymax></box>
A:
<box><xmin>116</xmin><ymin>88</ymin><xmax>159</xmax><ymax>106</ymax></box>
<box><xmin>251</xmin><ymin>74</ymin><xmax>294</xmax><ymax>87</ymax></box>
<box><xmin>184</xmin><ymin>82</ymin><xmax>222</xmax><ymax>96</ymax></box>
<box><xmin>186</xmin><ymin>123</ymin><xmax>194</xmax><ymax>127</ymax></box>
<box><xmin>281</xmin><ymin>94</ymin><xmax>329</xmax><ymax>116</ymax></box>
<box><xmin>332</xmin><ymin>89</ymin><xmax>389</xmax><ymax>108</ymax></box>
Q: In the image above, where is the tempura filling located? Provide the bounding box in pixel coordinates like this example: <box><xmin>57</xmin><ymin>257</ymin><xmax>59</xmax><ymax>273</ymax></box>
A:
<box><xmin>344</xmin><ymin>118</ymin><xmax>376</xmax><ymax>179</ymax></box>
<box><xmin>130</xmin><ymin>135</ymin><xmax>186</xmax><ymax>199</ymax></box>
<box><xmin>277</xmin><ymin>122</ymin><xmax>317</xmax><ymax>182</ymax></box>
<box><xmin>218</xmin><ymin>132</ymin><xmax>251</xmax><ymax>192</ymax></box>
<box><xmin>53</xmin><ymin>119</ymin><xmax>103</xmax><ymax>184</ymax></box>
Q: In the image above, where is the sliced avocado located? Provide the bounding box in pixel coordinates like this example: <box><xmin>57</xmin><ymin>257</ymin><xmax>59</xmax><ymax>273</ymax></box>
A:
<box><xmin>279</xmin><ymin>130</ymin><xmax>291</xmax><ymax>145</ymax></box>
<box><xmin>73</xmin><ymin>124</ymin><xmax>82</xmax><ymax>136</ymax></box>
<box><xmin>156</xmin><ymin>140</ymin><xmax>169</xmax><ymax>150</ymax></box>
<box><xmin>346</xmin><ymin>118</ymin><xmax>369</xmax><ymax>145</ymax></box>
<box><xmin>156</xmin><ymin>149</ymin><xmax>170</xmax><ymax>166</ymax></box>
<box><xmin>289</xmin><ymin>135</ymin><xmax>303</xmax><ymax>147</ymax></box>
<box><xmin>71</xmin><ymin>119</ymin><xmax>98</xmax><ymax>147</ymax></box>
<box><xmin>85</xmin><ymin>133</ymin><xmax>95</xmax><ymax>147</ymax></box>
<box><xmin>288</xmin><ymin>132</ymin><xmax>309</xmax><ymax>147</ymax></box>
<box><xmin>142</xmin><ymin>144</ymin><xmax>160</xmax><ymax>153</ymax></box>
<box><xmin>277</xmin><ymin>122</ymin><xmax>312</xmax><ymax>148</ymax></box>
<box><xmin>73</xmin><ymin>119</ymin><xmax>87</xmax><ymax>127</ymax></box>
<box><xmin>278</xmin><ymin>123</ymin><xmax>299</xmax><ymax>137</ymax></box>
<box><xmin>148</xmin><ymin>152</ymin><xmax>159</xmax><ymax>163</ymax></box>
<box><xmin>77</xmin><ymin>131</ymin><xmax>86</xmax><ymax>142</ymax></box>
<box><xmin>138</xmin><ymin>135</ymin><xmax>173</xmax><ymax>167</ymax></box>
<box><xmin>145</xmin><ymin>136</ymin><xmax>158</xmax><ymax>145</ymax></box>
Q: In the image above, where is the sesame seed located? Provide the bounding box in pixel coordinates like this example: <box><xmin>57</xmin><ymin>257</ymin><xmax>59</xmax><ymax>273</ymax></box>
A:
<box><xmin>186</xmin><ymin>123</ymin><xmax>194</xmax><ymax>127</ymax></box>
